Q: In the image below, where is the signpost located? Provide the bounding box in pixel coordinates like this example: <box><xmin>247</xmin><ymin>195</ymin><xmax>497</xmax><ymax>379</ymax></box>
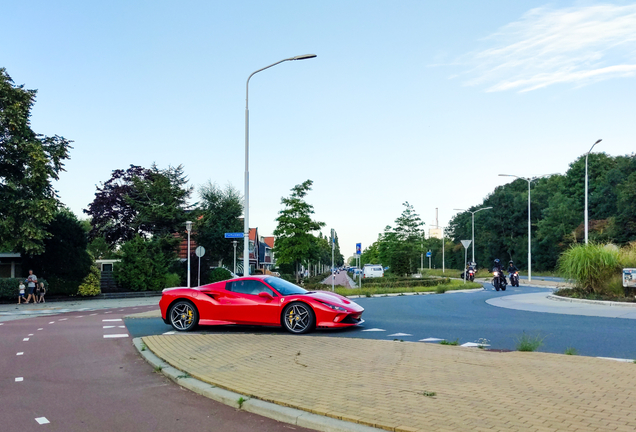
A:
<box><xmin>195</xmin><ymin>246</ymin><xmax>206</xmax><ymax>287</ymax></box>
<box><xmin>460</xmin><ymin>240</ymin><xmax>472</xmax><ymax>284</ymax></box>
<box><xmin>624</xmin><ymin>269</ymin><xmax>636</xmax><ymax>288</ymax></box>
<box><xmin>232</xmin><ymin>241</ymin><xmax>238</xmax><ymax>275</ymax></box>
<box><xmin>426</xmin><ymin>250</ymin><xmax>432</xmax><ymax>270</ymax></box>
<box><xmin>225</xmin><ymin>233</ymin><xmax>243</xmax><ymax>275</ymax></box>
<box><xmin>355</xmin><ymin>243</ymin><xmax>362</xmax><ymax>288</ymax></box>
<box><xmin>224</xmin><ymin>233</ymin><xmax>244</xmax><ymax>239</ymax></box>
<box><xmin>331</xmin><ymin>229</ymin><xmax>335</xmax><ymax>292</ymax></box>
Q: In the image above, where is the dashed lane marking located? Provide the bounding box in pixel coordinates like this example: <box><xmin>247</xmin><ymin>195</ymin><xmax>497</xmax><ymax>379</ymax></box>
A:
<box><xmin>118</xmin><ymin>325</ymin><xmax>125</xmax><ymax>328</ymax></box>
<box><xmin>362</xmin><ymin>328</ymin><xmax>386</xmax><ymax>332</ymax></box>
<box><xmin>35</xmin><ymin>417</ymin><xmax>50</xmax><ymax>425</ymax></box>
<box><xmin>103</xmin><ymin>334</ymin><xmax>129</xmax><ymax>338</ymax></box>
<box><xmin>388</xmin><ymin>333</ymin><xmax>412</xmax><ymax>337</ymax></box>
<box><xmin>103</xmin><ymin>326</ymin><xmax>115</xmax><ymax>329</ymax></box>
<box><xmin>76</xmin><ymin>316</ymin><xmax>84</xmax><ymax>318</ymax></box>
<box><xmin>597</xmin><ymin>357</ymin><xmax>635</xmax><ymax>362</ymax></box>
<box><xmin>28</xmin><ymin>333</ymin><xmax>33</xmax><ymax>336</ymax></box>
<box><xmin>104</xmin><ymin>311</ymin><xmax>112</xmax><ymax>314</ymax></box>
<box><xmin>17</xmin><ymin>352</ymin><xmax>23</xmax><ymax>356</ymax></box>
<box><xmin>15</xmin><ymin>377</ymin><xmax>23</xmax><ymax>382</ymax></box>
<box><xmin>89</xmin><ymin>313</ymin><xmax>97</xmax><ymax>316</ymax></box>
<box><xmin>102</xmin><ymin>319</ymin><xmax>122</xmax><ymax>322</ymax></box>
<box><xmin>48</xmin><ymin>322</ymin><xmax>54</xmax><ymax>324</ymax></box>
<box><xmin>420</xmin><ymin>338</ymin><xmax>444</xmax><ymax>342</ymax></box>
<box><xmin>58</xmin><ymin>318</ymin><xmax>67</xmax><ymax>321</ymax></box>
<box><xmin>163</xmin><ymin>331</ymin><xmax>176</xmax><ymax>335</ymax></box>
<box><xmin>23</xmin><ymin>338</ymin><xmax>29</xmax><ymax>341</ymax></box>
<box><xmin>37</xmin><ymin>328</ymin><xmax>43</xmax><ymax>330</ymax></box>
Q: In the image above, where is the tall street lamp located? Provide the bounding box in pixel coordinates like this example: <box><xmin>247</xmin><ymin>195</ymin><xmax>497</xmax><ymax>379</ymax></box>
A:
<box><xmin>185</xmin><ymin>221</ymin><xmax>192</xmax><ymax>287</ymax></box>
<box><xmin>585</xmin><ymin>139</ymin><xmax>602</xmax><ymax>244</ymax></box>
<box><xmin>243</xmin><ymin>54</ymin><xmax>317</xmax><ymax>276</ymax></box>
<box><xmin>453</xmin><ymin>207</ymin><xmax>492</xmax><ymax>264</ymax></box>
<box><xmin>498</xmin><ymin>173</ymin><xmax>557</xmax><ymax>281</ymax></box>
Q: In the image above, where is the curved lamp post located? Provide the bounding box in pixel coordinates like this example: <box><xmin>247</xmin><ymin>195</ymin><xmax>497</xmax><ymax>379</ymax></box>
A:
<box><xmin>585</xmin><ymin>139</ymin><xmax>602</xmax><ymax>244</ymax></box>
<box><xmin>453</xmin><ymin>207</ymin><xmax>493</xmax><ymax>265</ymax></box>
<box><xmin>243</xmin><ymin>54</ymin><xmax>317</xmax><ymax>276</ymax></box>
<box><xmin>498</xmin><ymin>173</ymin><xmax>557</xmax><ymax>281</ymax></box>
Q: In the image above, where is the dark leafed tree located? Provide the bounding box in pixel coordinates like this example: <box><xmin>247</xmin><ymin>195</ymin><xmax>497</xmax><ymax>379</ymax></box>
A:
<box><xmin>85</xmin><ymin>164</ymin><xmax>192</xmax><ymax>246</ymax></box>
<box><xmin>0</xmin><ymin>68</ymin><xmax>72</xmax><ymax>255</ymax></box>
<box><xmin>273</xmin><ymin>180</ymin><xmax>325</xmax><ymax>282</ymax></box>
<box><xmin>195</xmin><ymin>182</ymin><xmax>244</xmax><ymax>270</ymax></box>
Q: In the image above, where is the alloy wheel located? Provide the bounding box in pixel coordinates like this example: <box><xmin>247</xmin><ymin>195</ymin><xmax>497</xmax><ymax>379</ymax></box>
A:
<box><xmin>170</xmin><ymin>301</ymin><xmax>198</xmax><ymax>331</ymax></box>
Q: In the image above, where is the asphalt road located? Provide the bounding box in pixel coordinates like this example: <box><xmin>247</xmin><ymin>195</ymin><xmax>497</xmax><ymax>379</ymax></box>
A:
<box><xmin>0</xmin><ymin>305</ymin><xmax>311</xmax><ymax>432</ymax></box>
<box><xmin>126</xmin><ymin>285</ymin><xmax>636</xmax><ymax>359</ymax></box>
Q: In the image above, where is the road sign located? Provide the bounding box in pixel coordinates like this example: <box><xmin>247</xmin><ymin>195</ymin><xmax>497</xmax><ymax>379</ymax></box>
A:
<box><xmin>224</xmin><ymin>232</ymin><xmax>244</xmax><ymax>239</ymax></box>
<box><xmin>461</xmin><ymin>240</ymin><xmax>472</xmax><ymax>249</ymax></box>
<box><xmin>624</xmin><ymin>268</ymin><xmax>636</xmax><ymax>288</ymax></box>
<box><xmin>356</xmin><ymin>243</ymin><xmax>362</xmax><ymax>255</ymax></box>
<box><xmin>195</xmin><ymin>246</ymin><xmax>206</xmax><ymax>258</ymax></box>
<box><xmin>426</xmin><ymin>251</ymin><xmax>432</xmax><ymax>258</ymax></box>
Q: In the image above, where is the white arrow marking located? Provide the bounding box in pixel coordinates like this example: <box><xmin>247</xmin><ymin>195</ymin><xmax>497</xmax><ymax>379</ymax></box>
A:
<box><xmin>361</xmin><ymin>328</ymin><xmax>386</xmax><ymax>332</ymax></box>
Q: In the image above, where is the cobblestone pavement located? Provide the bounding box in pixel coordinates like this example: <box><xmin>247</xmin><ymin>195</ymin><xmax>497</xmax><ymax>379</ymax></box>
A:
<box><xmin>142</xmin><ymin>333</ymin><xmax>636</xmax><ymax>432</ymax></box>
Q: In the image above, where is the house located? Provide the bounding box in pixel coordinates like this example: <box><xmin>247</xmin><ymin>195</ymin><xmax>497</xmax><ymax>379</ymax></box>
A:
<box><xmin>260</xmin><ymin>236</ymin><xmax>275</xmax><ymax>270</ymax></box>
<box><xmin>0</xmin><ymin>252</ymin><xmax>21</xmax><ymax>278</ymax></box>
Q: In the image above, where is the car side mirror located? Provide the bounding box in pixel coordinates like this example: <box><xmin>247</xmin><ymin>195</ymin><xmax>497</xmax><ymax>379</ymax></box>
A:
<box><xmin>258</xmin><ymin>291</ymin><xmax>273</xmax><ymax>300</ymax></box>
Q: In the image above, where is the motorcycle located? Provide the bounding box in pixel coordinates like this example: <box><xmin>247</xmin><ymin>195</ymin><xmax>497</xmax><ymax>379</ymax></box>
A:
<box><xmin>492</xmin><ymin>269</ymin><xmax>507</xmax><ymax>291</ymax></box>
<box><xmin>460</xmin><ymin>268</ymin><xmax>475</xmax><ymax>281</ymax></box>
<box><xmin>509</xmin><ymin>271</ymin><xmax>519</xmax><ymax>287</ymax></box>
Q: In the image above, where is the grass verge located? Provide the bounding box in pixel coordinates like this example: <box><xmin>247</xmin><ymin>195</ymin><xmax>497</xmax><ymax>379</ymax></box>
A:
<box><xmin>331</xmin><ymin>279</ymin><xmax>482</xmax><ymax>297</ymax></box>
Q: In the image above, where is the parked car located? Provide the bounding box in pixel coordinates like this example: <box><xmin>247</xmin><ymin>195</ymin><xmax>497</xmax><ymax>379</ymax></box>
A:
<box><xmin>363</xmin><ymin>265</ymin><xmax>384</xmax><ymax>278</ymax></box>
<box><xmin>160</xmin><ymin>275</ymin><xmax>365</xmax><ymax>334</ymax></box>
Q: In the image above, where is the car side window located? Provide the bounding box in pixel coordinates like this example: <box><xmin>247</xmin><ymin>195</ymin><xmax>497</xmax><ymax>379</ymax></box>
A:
<box><xmin>226</xmin><ymin>280</ymin><xmax>276</xmax><ymax>296</ymax></box>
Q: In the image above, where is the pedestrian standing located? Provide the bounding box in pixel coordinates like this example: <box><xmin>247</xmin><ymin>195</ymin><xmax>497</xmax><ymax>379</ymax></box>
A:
<box><xmin>37</xmin><ymin>282</ymin><xmax>46</xmax><ymax>303</ymax></box>
<box><xmin>25</xmin><ymin>270</ymin><xmax>38</xmax><ymax>304</ymax></box>
<box><xmin>18</xmin><ymin>281</ymin><xmax>26</xmax><ymax>304</ymax></box>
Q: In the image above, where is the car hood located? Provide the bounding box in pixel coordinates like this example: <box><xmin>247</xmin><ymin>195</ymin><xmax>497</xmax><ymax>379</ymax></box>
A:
<box><xmin>302</xmin><ymin>291</ymin><xmax>363</xmax><ymax>311</ymax></box>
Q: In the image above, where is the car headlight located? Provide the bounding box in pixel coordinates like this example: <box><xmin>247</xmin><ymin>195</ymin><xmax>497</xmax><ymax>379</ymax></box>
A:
<box><xmin>318</xmin><ymin>301</ymin><xmax>347</xmax><ymax>312</ymax></box>
<box><xmin>493</xmin><ymin>271</ymin><xmax>499</xmax><ymax>276</ymax></box>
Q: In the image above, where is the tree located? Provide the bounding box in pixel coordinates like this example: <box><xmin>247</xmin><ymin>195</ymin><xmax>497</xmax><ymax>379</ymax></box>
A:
<box><xmin>195</xmin><ymin>182</ymin><xmax>243</xmax><ymax>270</ymax></box>
<box><xmin>379</xmin><ymin>202</ymin><xmax>424</xmax><ymax>275</ymax></box>
<box><xmin>113</xmin><ymin>235</ymin><xmax>172</xmax><ymax>291</ymax></box>
<box><xmin>0</xmin><ymin>68</ymin><xmax>72</xmax><ymax>255</ymax></box>
<box><xmin>85</xmin><ymin>164</ymin><xmax>192</xmax><ymax>246</ymax></box>
<box><xmin>22</xmin><ymin>209</ymin><xmax>92</xmax><ymax>295</ymax></box>
<box><xmin>273</xmin><ymin>180</ymin><xmax>325</xmax><ymax>282</ymax></box>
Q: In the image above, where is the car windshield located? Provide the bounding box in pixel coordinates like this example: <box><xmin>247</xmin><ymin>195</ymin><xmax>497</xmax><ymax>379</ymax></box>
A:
<box><xmin>264</xmin><ymin>277</ymin><xmax>307</xmax><ymax>296</ymax></box>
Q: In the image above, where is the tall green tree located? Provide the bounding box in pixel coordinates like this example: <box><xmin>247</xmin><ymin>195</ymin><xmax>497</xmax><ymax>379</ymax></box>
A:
<box><xmin>113</xmin><ymin>235</ymin><xmax>172</xmax><ymax>291</ymax></box>
<box><xmin>22</xmin><ymin>209</ymin><xmax>92</xmax><ymax>295</ymax></box>
<box><xmin>195</xmin><ymin>182</ymin><xmax>243</xmax><ymax>272</ymax></box>
<box><xmin>379</xmin><ymin>202</ymin><xmax>424</xmax><ymax>275</ymax></box>
<box><xmin>0</xmin><ymin>68</ymin><xmax>72</xmax><ymax>255</ymax></box>
<box><xmin>273</xmin><ymin>180</ymin><xmax>325</xmax><ymax>282</ymax></box>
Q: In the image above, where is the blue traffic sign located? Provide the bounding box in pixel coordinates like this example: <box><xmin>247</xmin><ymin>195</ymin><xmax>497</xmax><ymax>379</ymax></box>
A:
<box><xmin>224</xmin><ymin>232</ymin><xmax>244</xmax><ymax>239</ymax></box>
<box><xmin>426</xmin><ymin>251</ymin><xmax>432</xmax><ymax>257</ymax></box>
<box><xmin>356</xmin><ymin>243</ymin><xmax>362</xmax><ymax>255</ymax></box>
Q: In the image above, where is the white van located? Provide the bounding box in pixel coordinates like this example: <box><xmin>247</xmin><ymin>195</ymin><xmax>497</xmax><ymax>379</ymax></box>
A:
<box><xmin>363</xmin><ymin>265</ymin><xmax>384</xmax><ymax>278</ymax></box>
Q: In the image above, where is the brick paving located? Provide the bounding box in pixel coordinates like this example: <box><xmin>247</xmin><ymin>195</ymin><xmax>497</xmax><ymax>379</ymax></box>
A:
<box><xmin>142</xmin><ymin>334</ymin><xmax>636</xmax><ymax>432</ymax></box>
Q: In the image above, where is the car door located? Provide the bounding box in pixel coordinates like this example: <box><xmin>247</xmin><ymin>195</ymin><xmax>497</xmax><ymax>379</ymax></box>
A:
<box><xmin>225</xmin><ymin>279</ymin><xmax>281</xmax><ymax>325</ymax></box>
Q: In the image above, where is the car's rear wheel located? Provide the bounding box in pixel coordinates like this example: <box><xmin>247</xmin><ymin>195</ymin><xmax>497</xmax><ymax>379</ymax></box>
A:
<box><xmin>169</xmin><ymin>300</ymin><xmax>199</xmax><ymax>331</ymax></box>
<box><xmin>282</xmin><ymin>302</ymin><xmax>315</xmax><ymax>334</ymax></box>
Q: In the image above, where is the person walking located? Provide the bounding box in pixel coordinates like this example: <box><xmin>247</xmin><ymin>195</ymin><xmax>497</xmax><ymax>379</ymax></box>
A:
<box><xmin>37</xmin><ymin>282</ymin><xmax>46</xmax><ymax>303</ymax></box>
<box><xmin>18</xmin><ymin>281</ymin><xmax>26</xmax><ymax>304</ymax></box>
<box><xmin>25</xmin><ymin>270</ymin><xmax>38</xmax><ymax>304</ymax></box>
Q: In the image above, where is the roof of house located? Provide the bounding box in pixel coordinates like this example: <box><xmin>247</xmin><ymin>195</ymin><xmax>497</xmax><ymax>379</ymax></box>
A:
<box><xmin>262</xmin><ymin>236</ymin><xmax>275</xmax><ymax>248</ymax></box>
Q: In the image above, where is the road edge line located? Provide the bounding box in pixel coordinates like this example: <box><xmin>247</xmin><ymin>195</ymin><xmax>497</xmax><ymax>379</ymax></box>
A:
<box><xmin>131</xmin><ymin>337</ymin><xmax>382</xmax><ymax>432</ymax></box>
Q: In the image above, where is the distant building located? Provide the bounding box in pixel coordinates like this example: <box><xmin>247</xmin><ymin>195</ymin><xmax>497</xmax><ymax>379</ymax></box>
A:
<box><xmin>429</xmin><ymin>227</ymin><xmax>443</xmax><ymax>239</ymax></box>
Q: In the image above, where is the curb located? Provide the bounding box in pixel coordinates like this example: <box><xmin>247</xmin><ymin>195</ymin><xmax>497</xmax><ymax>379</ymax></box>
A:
<box><xmin>547</xmin><ymin>294</ymin><xmax>636</xmax><ymax>308</ymax></box>
<box><xmin>132</xmin><ymin>338</ymin><xmax>382</xmax><ymax>432</ymax></box>
<box><xmin>345</xmin><ymin>287</ymin><xmax>483</xmax><ymax>299</ymax></box>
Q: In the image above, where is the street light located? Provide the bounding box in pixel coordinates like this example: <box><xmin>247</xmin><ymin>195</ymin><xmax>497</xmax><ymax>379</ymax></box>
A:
<box><xmin>585</xmin><ymin>139</ymin><xmax>602</xmax><ymax>244</ymax></box>
<box><xmin>498</xmin><ymin>173</ymin><xmax>557</xmax><ymax>281</ymax></box>
<box><xmin>185</xmin><ymin>221</ymin><xmax>192</xmax><ymax>288</ymax></box>
<box><xmin>243</xmin><ymin>54</ymin><xmax>317</xmax><ymax>276</ymax></box>
<box><xmin>453</xmin><ymin>207</ymin><xmax>492</xmax><ymax>264</ymax></box>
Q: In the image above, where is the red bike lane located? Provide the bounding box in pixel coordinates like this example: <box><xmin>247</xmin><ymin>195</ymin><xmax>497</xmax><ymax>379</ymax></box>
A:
<box><xmin>0</xmin><ymin>306</ymin><xmax>310</xmax><ymax>432</ymax></box>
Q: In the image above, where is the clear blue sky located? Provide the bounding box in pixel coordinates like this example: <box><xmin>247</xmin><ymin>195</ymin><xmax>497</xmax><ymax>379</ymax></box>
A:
<box><xmin>3</xmin><ymin>1</ymin><xmax>635</xmax><ymax>259</ymax></box>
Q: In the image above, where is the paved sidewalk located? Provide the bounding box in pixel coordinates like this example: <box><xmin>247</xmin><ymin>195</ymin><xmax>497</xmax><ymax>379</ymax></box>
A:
<box><xmin>143</xmin><ymin>333</ymin><xmax>636</xmax><ymax>432</ymax></box>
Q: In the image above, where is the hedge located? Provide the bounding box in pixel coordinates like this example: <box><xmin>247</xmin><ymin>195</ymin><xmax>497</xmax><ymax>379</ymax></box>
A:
<box><xmin>0</xmin><ymin>278</ymin><xmax>48</xmax><ymax>301</ymax></box>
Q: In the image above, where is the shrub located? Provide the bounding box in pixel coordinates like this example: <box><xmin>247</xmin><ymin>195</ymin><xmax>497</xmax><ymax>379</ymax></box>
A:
<box><xmin>114</xmin><ymin>236</ymin><xmax>172</xmax><ymax>291</ymax></box>
<box><xmin>557</xmin><ymin>243</ymin><xmax>622</xmax><ymax>294</ymax></box>
<box><xmin>0</xmin><ymin>278</ymin><xmax>48</xmax><ymax>300</ymax></box>
<box><xmin>164</xmin><ymin>273</ymin><xmax>182</xmax><ymax>288</ymax></box>
<box><xmin>435</xmin><ymin>286</ymin><xmax>447</xmax><ymax>294</ymax></box>
<box><xmin>77</xmin><ymin>265</ymin><xmax>101</xmax><ymax>296</ymax></box>
<box><xmin>515</xmin><ymin>332</ymin><xmax>545</xmax><ymax>352</ymax></box>
<box><xmin>208</xmin><ymin>267</ymin><xmax>233</xmax><ymax>283</ymax></box>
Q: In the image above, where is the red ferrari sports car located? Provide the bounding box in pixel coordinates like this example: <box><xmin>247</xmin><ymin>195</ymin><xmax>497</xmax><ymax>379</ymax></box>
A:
<box><xmin>159</xmin><ymin>275</ymin><xmax>364</xmax><ymax>334</ymax></box>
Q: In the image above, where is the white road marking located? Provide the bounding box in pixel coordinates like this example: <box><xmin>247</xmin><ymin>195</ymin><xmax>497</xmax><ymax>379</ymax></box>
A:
<box><xmin>89</xmin><ymin>313</ymin><xmax>97</xmax><ymax>316</ymax></box>
<box><xmin>461</xmin><ymin>342</ymin><xmax>491</xmax><ymax>348</ymax></box>
<box><xmin>104</xmin><ymin>311</ymin><xmax>112</xmax><ymax>314</ymax></box>
<box><xmin>17</xmin><ymin>352</ymin><xmax>23</xmax><ymax>356</ymax></box>
<box><xmin>362</xmin><ymin>328</ymin><xmax>386</xmax><ymax>332</ymax></box>
<box><xmin>35</xmin><ymin>417</ymin><xmax>50</xmax><ymax>425</ymax></box>
<box><xmin>103</xmin><ymin>326</ymin><xmax>115</xmax><ymax>329</ymax></box>
<box><xmin>28</xmin><ymin>333</ymin><xmax>34</xmax><ymax>336</ymax></box>
<box><xmin>118</xmin><ymin>325</ymin><xmax>125</xmax><ymax>328</ymax></box>
<box><xmin>420</xmin><ymin>338</ymin><xmax>444</xmax><ymax>342</ymax></box>
<box><xmin>37</xmin><ymin>328</ymin><xmax>43</xmax><ymax>330</ymax></box>
<box><xmin>102</xmin><ymin>319</ymin><xmax>122</xmax><ymax>322</ymax></box>
<box><xmin>15</xmin><ymin>377</ymin><xmax>24</xmax><ymax>382</ymax></box>
<box><xmin>23</xmin><ymin>338</ymin><xmax>29</xmax><ymax>341</ymax></box>
<box><xmin>0</xmin><ymin>323</ymin><xmax>3</xmax><ymax>325</ymax></box>
<box><xmin>103</xmin><ymin>334</ymin><xmax>129</xmax><ymax>338</ymax></box>
<box><xmin>48</xmin><ymin>322</ymin><xmax>55</xmax><ymax>324</ymax></box>
<box><xmin>163</xmin><ymin>331</ymin><xmax>176</xmax><ymax>335</ymax></box>
<box><xmin>388</xmin><ymin>333</ymin><xmax>412</xmax><ymax>337</ymax></box>
<box><xmin>119</xmin><ymin>309</ymin><xmax>124</xmax><ymax>311</ymax></box>
<box><xmin>76</xmin><ymin>316</ymin><xmax>84</xmax><ymax>318</ymax></box>
<box><xmin>58</xmin><ymin>318</ymin><xmax>67</xmax><ymax>321</ymax></box>
<box><xmin>597</xmin><ymin>357</ymin><xmax>634</xmax><ymax>362</ymax></box>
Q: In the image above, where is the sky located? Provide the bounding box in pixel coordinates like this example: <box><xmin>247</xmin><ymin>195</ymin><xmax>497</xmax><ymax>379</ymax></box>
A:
<box><xmin>2</xmin><ymin>0</ymin><xmax>635</xmax><ymax>259</ymax></box>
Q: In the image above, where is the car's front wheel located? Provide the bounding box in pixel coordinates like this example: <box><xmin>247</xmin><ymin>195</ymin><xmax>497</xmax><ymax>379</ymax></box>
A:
<box><xmin>282</xmin><ymin>302</ymin><xmax>315</xmax><ymax>334</ymax></box>
<box><xmin>169</xmin><ymin>300</ymin><xmax>199</xmax><ymax>331</ymax></box>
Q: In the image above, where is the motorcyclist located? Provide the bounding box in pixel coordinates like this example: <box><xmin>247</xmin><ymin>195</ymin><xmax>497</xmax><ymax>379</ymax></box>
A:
<box><xmin>493</xmin><ymin>259</ymin><xmax>506</xmax><ymax>284</ymax></box>
<box><xmin>507</xmin><ymin>261</ymin><xmax>518</xmax><ymax>275</ymax></box>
